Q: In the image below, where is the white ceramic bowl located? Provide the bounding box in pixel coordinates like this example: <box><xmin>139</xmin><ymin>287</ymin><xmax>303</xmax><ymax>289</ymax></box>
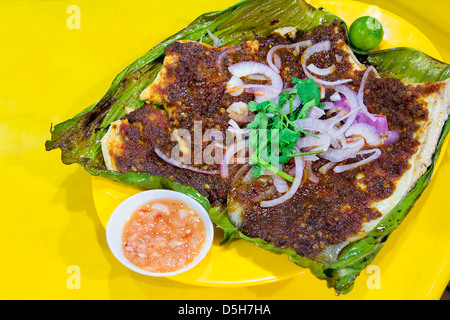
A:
<box><xmin>106</xmin><ymin>189</ymin><xmax>214</xmax><ymax>277</ymax></box>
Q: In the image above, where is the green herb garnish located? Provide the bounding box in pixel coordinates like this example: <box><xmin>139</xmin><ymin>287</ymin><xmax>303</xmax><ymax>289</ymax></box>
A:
<box><xmin>246</xmin><ymin>77</ymin><xmax>324</xmax><ymax>181</ymax></box>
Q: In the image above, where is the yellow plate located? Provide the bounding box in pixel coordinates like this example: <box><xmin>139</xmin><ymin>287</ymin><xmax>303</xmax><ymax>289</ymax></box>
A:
<box><xmin>92</xmin><ymin>0</ymin><xmax>447</xmax><ymax>289</ymax></box>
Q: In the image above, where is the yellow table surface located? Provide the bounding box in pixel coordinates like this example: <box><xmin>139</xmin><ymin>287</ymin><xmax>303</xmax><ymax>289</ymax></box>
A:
<box><xmin>1</xmin><ymin>0</ymin><xmax>450</xmax><ymax>300</ymax></box>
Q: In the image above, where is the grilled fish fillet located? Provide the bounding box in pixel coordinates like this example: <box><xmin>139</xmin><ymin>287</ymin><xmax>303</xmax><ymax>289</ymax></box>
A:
<box><xmin>102</xmin><ymin>22</ymin><xmax>450</xmax><ymax>262</ymax></box>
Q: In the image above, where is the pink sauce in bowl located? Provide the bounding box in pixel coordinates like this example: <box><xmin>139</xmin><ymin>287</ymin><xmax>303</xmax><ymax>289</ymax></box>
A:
<box><xmin>106</xmin><ymin>190</ymin><xmax>214</xmax><ymax>277</ymax></box>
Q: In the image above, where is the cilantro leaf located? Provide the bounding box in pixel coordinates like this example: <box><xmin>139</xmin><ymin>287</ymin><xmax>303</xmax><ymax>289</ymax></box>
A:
<box><xmin>298</xmin><ymin>99</ymin><xmax>316</xmax><ymax>119</ymax></box>
<box><xmin>292</xmin><ymin>78</ymin><xmax>321</xmax><ymax>106</ymax></box>
<box><xmin>244</xmin><ymin>77</ymin><xmax>323</xmax><ymax>181</ymax></box>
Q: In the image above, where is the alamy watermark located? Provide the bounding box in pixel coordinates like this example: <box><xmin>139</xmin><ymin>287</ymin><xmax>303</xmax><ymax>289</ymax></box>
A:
<box><xmin>66</xmin><ymin>265</ymin><xmax>81</xmax><ymax>289</ymax></box>
<box><xmin>366</xmin><ymin>264</ymin><xmax>381</xmax><ymax>290</ymax></box>
<box><xmin>66</xmin><ymin>5</ymin><xmax>81</xmax><ymax>30</ymax></box>
<box><xmin>169</xmin><ymin>121</ymin><xmax>281</xmax><ymax>170</ymax></box>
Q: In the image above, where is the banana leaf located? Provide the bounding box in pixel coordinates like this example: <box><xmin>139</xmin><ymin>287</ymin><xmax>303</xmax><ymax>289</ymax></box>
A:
<box><xmin>45</xmin><ymin>0</ymin><xmax>450</xmax><ymax>294</ymax></box>
<box><xmin>357</xmin><ymin>48</ymin><xmax>450</xmax><ymax>83</ymax></box>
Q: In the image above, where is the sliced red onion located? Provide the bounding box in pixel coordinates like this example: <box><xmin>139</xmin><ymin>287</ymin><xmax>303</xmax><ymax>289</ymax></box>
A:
<box><xmin>318</xmin><ymin>83</ymin><xmax>326</xmax><ymax>99</ymax></box>
<box><xmin>383</xmin><ymin>130</ymin><xmax>399</xmax><ymax>145</ymax></box>
<box><xmin>216</xmin><ymin>46</ymin><xmax>241</xmax><ymax>73</ymax></box>
<box><xmin>301</xmin><ymin>40</ymin><xmax>352</xmax><ymax>87</ymax></box>
<box><xmin>333</xmin><ymin>85</ymin><xmax>358</xmax><ymax>111</ymax></box>
<box><xmin>228</xmin><ymin>113</ymin><xmax>255</xmax><ymax>123</ymax></box>
<box><xmin>228</xmin><ymin>61</ymin><xmax>283</xmax><ymax>93</ymax></box>
<box><xmin>209</xmin><ymin>130</ymin><xmax>225</xmax><ymax>142</ymax></box>
<box><xmin>319</xmin><ymin>138</ymin><xmax>364</xmax><ymax>162</ymax></box>
<box><xmin>226</xmin><ymin>70</ymin><xmax>283</xmax><ymax>101</ymax></box>
<box><xmin>228</xmin><ymin>119</ymin><xmax>240</xmax><ymax>131</ymax></box>
<box><xmin>345</xmin><ymin>123</ymin><xmax>382</xmax><ymax>146</ymax></box>
<box><xmin>227</xmin><ymin>119</ymin><xmax>250</xmax><ymax>136</ymax></box>
<box><xmin>206</xmin><ymin>29</ymin><xmax>219</xmax><ymax>47</ymax></box>
<box><xmin>325</xmin><ymin>106</ymin><xmax>340</xmax><ymax>117</ymax></box>
<box><xmin>357</xmin><ymin>66</ymin><xmax>377</xmax><ymax>121</ymax></box>
<box><xmin>154</xmin><ymin>148</ymin><xmax>219</xmax><ymax>175</ymax></box>
<box><xmin>297</xmin><ymin>133</ymin><xmax>331</xmax><ymax>152</ymax></box>
<box><xmin>306</xmin><ymin>161</ymin><xmax>320</xmax><ymax>183</ymax></box>
<box><xmin>226</xmin><ymin>76</ymin><xmax>244</xmax><ymax>96</ymax></box>
<box><xmin>330</xmin><ymin>92</ymin><xmax>341</xmax><ymax>102</ymax></box>
<box><xmin>227</xmin><ymin>101</ymin><xmax>248</xmax><ymax>115</ymax></box>
<box><xmin>303</xmin><ymin>154</ymin><xmax>319</xmax><ymax>161</ymax></box>
<box><xmin>255</xmin><ymin>94</ymin><xmax>280</xmax><ymax>104</ymax></box>
<box><xmin>273</xmin><ymin>54</ymin><xmax>282</xmax><ymax>70</ymax></box>
<box><xmin>327</xmin><ymin>107</ymin><xmax>361</xmax><ymax>138</ymax></box>
<box><xmin>322</xmin><ymin>101</ymin><xmax>335</xmax><ymax>110</ymax></box>
<box><xmin>227</xmin><ymin>102</ymin><xmax>255</xmax><ymax>123</ymax></box>
<box><xmin>307</xmin><ymin>63</ymin><xmax>334</xmax><ymax>76</ymax></box>
<box><xmin>355</xmin><ymin>113</ymin><xmax>388</xmax><ymax>134</ymax></box>
<box><xmin>324</xmin><ymin>110</ymin><xmax>349</xmax><ymax>148</ymax></box>
<box><xmin>260</xmin><ymin>155</ymin><xmax>304</xmax><ymax>207</ymax></box>
<box><xmin>307</xmin><ymin>106</ymin><xmax>325</xmax><ymax>119</ymax></box>
<box><xmin>239</xmin><ymin>83</ymin><xmax>282</xmax><ymax>100</ymax></box>
<box><xmin>220</xmin><ymin>140</ymin><xmax>247</xmax><ymax>178</ymax></box>
<box><xmin>266</xmin><ymin>40</ymin><xmax>312</xmax><ymax>71</ymax></box>
<box><xmin>272</xmin><ymin>169</ymin><xmax>289</xmax><ymax>194</ymax></box>
<box><xmin>334</xmin><ymin>98</ymin><xmax>351</xmax><ymax>112</ymax></box>
<box><xmin>302</xmin><ymin>40</ymin><xmax>330</xmax><ymax>63</ymax></box>
<box><xmin>333</xmin><ymin>148</ymin><xmax>381</xmax><ymax>173</ymax></box>
<box><xmin>319</xmin><ymin>161</ymin><xmax>335</xmax><ymax>174</ymax></box>
<box><xmin>294</xmin><ymin>117</ymin><xmax>330</xmax><ymax>133</ymax></box>
<box><xmin>329</xmin><ymin>85</ymin><xmax>363</xmax><ymax>137</ymax></box>
<box><xmin>294</xmin><ymin>109</ymin><xmax>351</xmax><ymax>149</ymax></box>
<box><xmin>245</xmin><ymin>74</ymin><xmax>269</xmax><ymax>81</ymax></box>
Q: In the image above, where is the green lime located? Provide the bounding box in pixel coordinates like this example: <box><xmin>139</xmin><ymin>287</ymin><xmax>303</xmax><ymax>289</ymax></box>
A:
<box><xmin>349</xmin><ymin>16</ymin><xmax>384</xmax><ymax>51</ymax></box>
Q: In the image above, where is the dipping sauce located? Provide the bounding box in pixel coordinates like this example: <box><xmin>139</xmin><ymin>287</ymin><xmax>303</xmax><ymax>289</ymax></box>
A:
<box><xmin>122</xmin><ymin>198</ymin><xmax>206</xmax><ymax>273</ymax></box>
